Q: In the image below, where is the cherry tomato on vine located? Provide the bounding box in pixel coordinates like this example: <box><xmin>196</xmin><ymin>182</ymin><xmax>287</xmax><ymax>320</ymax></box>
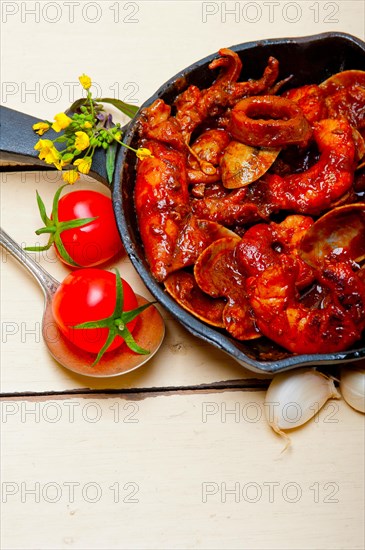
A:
<box><xmin>25</xmin><ymin>186</ymin><xmax>123</xmax><ymax>267</ymax></box>
<box><xmin>52</xmin><ymin>268</ymin><xmax>151</xmax><ymax>365</ymax></box>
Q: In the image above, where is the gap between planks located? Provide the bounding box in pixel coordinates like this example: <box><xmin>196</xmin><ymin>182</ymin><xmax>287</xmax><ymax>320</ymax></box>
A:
<box><xmin>0</xmin><ymin>379</ymin><xmax>269</xmax><ymax>401</ymax></box>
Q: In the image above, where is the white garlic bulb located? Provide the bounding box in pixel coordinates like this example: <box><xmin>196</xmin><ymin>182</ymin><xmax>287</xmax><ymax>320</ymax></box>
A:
<box><xmin>340</xmin><ymin>367</ymin><xmax>365</xmax><ymax>413</ymax></box>
<box><xmin>265</xmin><ymin>368</ymin><xmax>340</xmax><ymax>449</ymax></box>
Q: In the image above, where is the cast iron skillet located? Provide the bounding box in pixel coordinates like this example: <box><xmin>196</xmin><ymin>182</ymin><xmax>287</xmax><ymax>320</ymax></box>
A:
<box><xmin>1</xmin><ymin>32</ymin><xmax>365</xmax><ymax>374</ymax></box>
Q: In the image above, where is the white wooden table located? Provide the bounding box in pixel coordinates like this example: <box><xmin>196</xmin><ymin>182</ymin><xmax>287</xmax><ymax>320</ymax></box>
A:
<box><xmin>1</xmin><ymin>3</ymin><xmax>364</xmax><ymax>549</ymax></box>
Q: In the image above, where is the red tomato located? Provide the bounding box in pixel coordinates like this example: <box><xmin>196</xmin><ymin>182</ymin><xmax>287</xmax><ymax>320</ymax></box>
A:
<box><xmin>52</xmin><ymin>269</ymin><xmax>138</xmax><ymax>354</ymax></box>
<box><xmin>56</xmin><ymin>190</ymin><xmax>123</xmax><ymax>267</ymax></box>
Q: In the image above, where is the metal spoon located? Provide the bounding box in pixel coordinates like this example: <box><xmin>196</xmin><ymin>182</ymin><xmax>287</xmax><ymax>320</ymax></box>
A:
<box><xmin>0</xmin><ymin>227</ymin><xmax>165</xmax><ymax>377</ymax></box>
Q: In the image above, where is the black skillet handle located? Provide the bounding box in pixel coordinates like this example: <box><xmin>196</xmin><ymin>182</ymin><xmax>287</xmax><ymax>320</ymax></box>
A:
<box><xmin>0</xmin><ymin>105</ymin><xmax>116</xmax><ymax>186</ymax></box>
<box><xmin>0</xmin><ymin>106</ymin><xmax>48</xmax><ymax>167</ymax></box>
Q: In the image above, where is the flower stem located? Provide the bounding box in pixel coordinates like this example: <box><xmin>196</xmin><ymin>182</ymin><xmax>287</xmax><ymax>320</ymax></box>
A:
<box><xmin>112</xmin><ymin>135</ymin><xmax>139</xmax><ymax>154</ymax></box>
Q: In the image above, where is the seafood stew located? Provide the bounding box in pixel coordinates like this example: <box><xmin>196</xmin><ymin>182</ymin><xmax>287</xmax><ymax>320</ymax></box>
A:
<box><xmin>115</xmin><ymin>33</ymin><xmax>365</xmax><ymax>373</ymax></box>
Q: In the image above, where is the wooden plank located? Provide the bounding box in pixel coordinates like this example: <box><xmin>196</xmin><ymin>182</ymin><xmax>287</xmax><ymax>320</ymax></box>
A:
<box><xmin>1</xmin><ymin>391</ymin><xmax>364</xmax><ymax>549</ymax></box>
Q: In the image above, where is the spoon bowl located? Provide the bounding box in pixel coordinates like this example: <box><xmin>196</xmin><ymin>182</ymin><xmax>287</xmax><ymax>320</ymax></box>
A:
<box><xmin>0</xmin><ymin>228</ymin><xmax>165</xmax><ymax>377</ymax></box>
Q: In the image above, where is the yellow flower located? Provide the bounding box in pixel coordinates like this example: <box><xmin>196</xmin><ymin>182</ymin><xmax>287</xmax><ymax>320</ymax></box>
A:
<box><xmin>62</xmin><ymin>170</ymin><xmax>80</xmax><ymax>184</ymax></box>
<box><xmin>114</xmin><ymin>131</ymin><xmax>122</xmax><ymax>141</ymax></box>
<box><xmin>84</xmin><ymin>121</ymin><xmax>92</xmax><ymax>129</ymax></box>
<box><xmin>136</xmin><ymin>147</ymin><xmax>153</xmax><ymax>161</ymax></box>
<box><xmin>54</xmin><ymin>158</ymin><xmax>68</xmax><ymax>171</ymax></box>
<box><xmin>79</xmin><ymin>74</ymin><xmax>92</xmax><ymax>90</ymax></box>
<box><xmin>32</xmin><ymin>122</ymin><xmax>50</xmax><ymax>136</ymax></box>
<box><xmin>74</xmin><ymin>131</ymin><xmax>90</xmax><ymax>151</ymax></box>
<box><xmin>34</xmin><ymin>139</ymin><xmax>61</xmax><ymax>165</ymax></box>
<box><xmin>74</xmin><ymin>156</ymin><xmax>92</xmax><ymax>175</ymax></box>
<box><xmin>52</xmin><ymin>113</ymin><xmax>72</xmax><ymax>133</ymax></box>
<box><xmin>34</xmin><ymin>139</ymin><xmax>54</xmax><ymax>154</ymax></box>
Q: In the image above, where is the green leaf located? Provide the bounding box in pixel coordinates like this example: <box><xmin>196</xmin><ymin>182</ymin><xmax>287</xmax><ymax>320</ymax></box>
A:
<box><xmin>59</xmin><ymin>217</ymin><xmax>97</xmax><ymax>232</ymax></box>
<box><xmin>96</xmin><ymin>98</ymin><xmax>139</xmax><ymax>119</ymax></box>
<box><xmin>24</xmin><ymin>244</ymin><xmax>52</xmax><ymax>252</ymax></box>
<box><xmin>62</xmin><ymin>153</ymin><xmax>74</xmax><ymax>163</ymax></box>
<box><xmin>122</xmin><ymin>302</ymin><xmax>155</xmax><ymax>324</ymax></box>
<box><xmin>66</xmin><ymin>98</ymin><xmax>87</xmax><ymax>115</ymax></box>
<box><xmin>106</xmin><ymin>142</ymin><xmax>117</xmax><ymax>185</ymax></box>
<box><xmin>73</xmin><ymin>318</ymin><xmax>111</xmax><ymax>330</ymax></box>
<box><xmin>54</xmin><ymin>135</ymin><xmax>68</xmax><ymax>143</ymax></box>
<box><xmin>35</xmin><ymin>226</ymin><xmax>55</xmax><ymax>235</ymax></box>
<box><xmin>90</xmin><ymin>328</ymin><xmax>118</xmax><ymax>367</ymax></box>
<box><xmin>114</xmin><ymin>268</ymin><xmax>124</xmax><ymax>316</ymax></box>
<box><xmin>119</xmin><ymin>326</ymin><xmax>150</xmax><ymax>355</ymax></box>
<box><xmin>36</xmin><ymin>191</ymin><xmax>51</xmax><ymax>226</ymax></box>
<box><xmin>52</xmin><ymin>184</ymin><xmax>69</xmax><ymax>225</ymax></box>
<box><xmin>54</xmin><ymin>233</ymin><xmax>80</xmax><ymax>267</ymax></box>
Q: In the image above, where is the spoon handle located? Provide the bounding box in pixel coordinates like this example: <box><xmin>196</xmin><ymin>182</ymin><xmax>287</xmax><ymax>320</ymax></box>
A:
<box><xmin>0</xmin><ymin>227</ymin><xmax>59</xmax><ymax>299</ymax></box>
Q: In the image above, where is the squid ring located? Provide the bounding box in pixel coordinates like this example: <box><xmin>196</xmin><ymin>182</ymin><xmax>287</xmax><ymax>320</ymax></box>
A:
<box><xmin>230</xmin><ymin>96</ymin><xmax>312</xmax><ymax>147</ymax></box>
